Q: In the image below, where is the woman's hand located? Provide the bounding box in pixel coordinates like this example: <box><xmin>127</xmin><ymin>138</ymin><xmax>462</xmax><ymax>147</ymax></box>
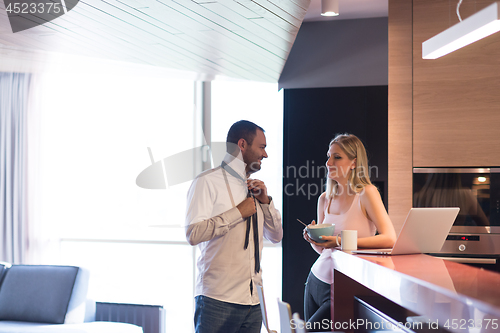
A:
<box><xmin>303</xmin><ymin>220</ymin><xmax>337</xmax><ymax>249</ymax></box>
<box><xmin>302</xmin><ymin>220</ymin><xmax>316</xmax><ymax>243</ymax></box>
<box><xmin>310</xmin><ymin>235</ymin><xmax>338</xmax><ymax>249</ymax></box>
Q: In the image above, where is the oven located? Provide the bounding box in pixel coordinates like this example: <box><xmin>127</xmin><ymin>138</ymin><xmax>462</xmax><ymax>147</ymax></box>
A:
<box><xmin>413</xmin><ymin>168</ymin><xmax>500</xmax><ymax>270</ymax></box>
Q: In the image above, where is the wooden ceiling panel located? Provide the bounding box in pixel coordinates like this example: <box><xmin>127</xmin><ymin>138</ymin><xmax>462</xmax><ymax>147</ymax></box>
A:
<box><xmin>201</xmin><ymin>2</ymin><xmax>295</xmax><ymax>45</ymax></box>
<box><xmin>137</xmin><ymin>3</ymin><xmax>290</xmax><ymax>68</ymax></box>
<box><xmin>0</xmin><ymin>0</ymin><xmax>311</xmax><ymax>82</ymax></box>
<box><xmin>196</xmin><ymin>30</ymin><xmax>283</xmax><ymax>70</ymax></box>
<box><xmin>157</xmin><ymin>0</ymin><xmax>290</xmax><ymax>57</ymax></box>
<box><xmin>244</xmin><ymin>0</ymin><xmax>304</xmax><ymax>27</ymax></box>
<box><xmin>173</xmin><ymin>32</ymin><xmax>281</xmax><ymax>76</ymax></box>
<box><xmin>217</xmin><ymin>0</ymin><xmax>263</xmax><ymax>19</ymax></box>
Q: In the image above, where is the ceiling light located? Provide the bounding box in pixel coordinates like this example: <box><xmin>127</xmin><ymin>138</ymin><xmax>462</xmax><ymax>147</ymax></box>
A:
<box><xmin>321</xmin><ymin>0</ymin><xmax>339</xmax><ymax>17</ymax></box>
<box><xmin>478</xmin><ymin>176</ymin><xmax>487</xmax><ymax>183</ymax></box>
<box><xmin>423</xmin><ymin>2</ymin><xmax>500</xmax><ymax>59</ymax></box>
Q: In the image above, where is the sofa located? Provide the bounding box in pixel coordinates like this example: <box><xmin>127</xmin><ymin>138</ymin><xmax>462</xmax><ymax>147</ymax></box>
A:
<box><xmin>0</xmin><ymin>262</ymin><xmax>143</xmax><ymax>333</ymax></box>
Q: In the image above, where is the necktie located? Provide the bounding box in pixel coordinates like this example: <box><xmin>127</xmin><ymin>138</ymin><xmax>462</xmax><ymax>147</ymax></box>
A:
<box><xmin>221</xmin><ymin>162</ymin><xmax>260</xmax><ymax>274</ymax></box>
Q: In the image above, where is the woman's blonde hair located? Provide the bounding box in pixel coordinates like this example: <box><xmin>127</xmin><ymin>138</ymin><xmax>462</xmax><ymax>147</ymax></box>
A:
<box><xmin>325</xmin><ymin>133</ymin><xmax>372</xmax><ymax>199</ymax></box>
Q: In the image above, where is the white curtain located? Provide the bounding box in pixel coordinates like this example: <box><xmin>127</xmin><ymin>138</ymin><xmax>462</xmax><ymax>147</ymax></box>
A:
<box><xmin>0</xmin><ymin>72</ymin><xmax>31</xmax><ymax>263</ymax></box>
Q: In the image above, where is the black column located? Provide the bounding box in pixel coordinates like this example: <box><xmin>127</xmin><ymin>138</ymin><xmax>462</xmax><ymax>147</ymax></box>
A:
<box><xmin>282</xmin><ymin>85</ymin><xmax>388</xmax><ymax>318</ymax></box>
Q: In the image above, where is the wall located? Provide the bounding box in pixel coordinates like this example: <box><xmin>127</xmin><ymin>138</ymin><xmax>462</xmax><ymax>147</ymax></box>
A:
<box><xmin>279</xmin><ymin>17</ymin><xmax>388</xmax><ymax>89</ymax></box>
<box><xmin>282</xmin><ymin>86</ymin><xmax>388</xmax><ymax>318</ymax></box>
<box><xmin>280</xmin><ymin>16</ymin><xmax>390</xmax><ymax>318</ymax></box>
<box><xmin>388</xmin><ymin>0</ymin><xmax>500</xmax><ymax>230</ymax></box>
<box><xmin>413</xmin><ymin>0</ymin><xmax>500</xmax><ymax>167</ymax></box>
<box><xmin>387</xmin><ymin>0</ymin><xmax>413</xmax><ymax>231</ymax></box>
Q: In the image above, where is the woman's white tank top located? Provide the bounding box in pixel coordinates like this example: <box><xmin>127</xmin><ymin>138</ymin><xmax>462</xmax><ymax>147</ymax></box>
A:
<box><xmin>310</xmin><ymin>193</ymin><xmax>376</xmax><ymax>284</ymax></box>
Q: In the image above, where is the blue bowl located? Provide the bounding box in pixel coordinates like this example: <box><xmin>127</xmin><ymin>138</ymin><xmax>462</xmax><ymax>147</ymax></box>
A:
<box><xmin>307</xmin><ymin>224</ymin><xmax>335</xmax><ymax>243</ymax></box>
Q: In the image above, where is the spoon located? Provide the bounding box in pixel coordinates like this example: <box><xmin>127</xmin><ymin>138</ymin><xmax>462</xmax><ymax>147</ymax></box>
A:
<box><xmin>296</xmin><ymin>219</ymin><xmax>309</xmax><ymax>228</ymax></box>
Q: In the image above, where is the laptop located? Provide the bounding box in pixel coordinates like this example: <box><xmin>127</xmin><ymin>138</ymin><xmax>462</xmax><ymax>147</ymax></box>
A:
<box><xmin>352</xmin><ymin>207</ymin><xmax>460</xmax><ymax>255</ymax></box>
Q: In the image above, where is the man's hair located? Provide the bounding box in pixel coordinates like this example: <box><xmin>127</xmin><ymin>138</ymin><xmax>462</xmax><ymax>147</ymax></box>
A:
<box><xmin>226</xmin><ymin>120</ymin><xmax>264</xmax><ymax>153</ymax></box>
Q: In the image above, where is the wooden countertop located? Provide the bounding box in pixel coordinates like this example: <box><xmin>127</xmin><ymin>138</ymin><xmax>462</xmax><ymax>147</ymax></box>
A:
<box><xmin>331</xmin><ymin>250</ymin><xmax>500</xmax><ymax>332</ymax></box>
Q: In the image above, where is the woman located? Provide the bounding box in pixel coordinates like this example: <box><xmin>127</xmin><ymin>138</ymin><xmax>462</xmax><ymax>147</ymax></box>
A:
<box><xmin>302</xmin><ymin>134</ymin><xmax>396</xmax><ymax>327</ymax></box>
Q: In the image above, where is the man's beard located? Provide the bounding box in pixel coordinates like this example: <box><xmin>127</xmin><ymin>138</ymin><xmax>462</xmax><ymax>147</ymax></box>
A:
<box><xmin>248</xmin><ymin>161</ymin><xmax>261</xmax><ymax>173</ymax></box>
<box><xmin>244</xmin><ymin>150</ymin><xmax>261</xmax><ymax>174</ymax></box>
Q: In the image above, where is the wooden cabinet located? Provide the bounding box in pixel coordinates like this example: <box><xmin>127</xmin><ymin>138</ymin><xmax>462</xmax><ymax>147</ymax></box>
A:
<box><xmin>412</xmin><ymin>0</ymin><xmax>500</xmax><ymax>167</ymax></box>
<box><xmin>389</xmin><ymin>0</ymin><xmax>500</xmax><ymax>227</ymax></box>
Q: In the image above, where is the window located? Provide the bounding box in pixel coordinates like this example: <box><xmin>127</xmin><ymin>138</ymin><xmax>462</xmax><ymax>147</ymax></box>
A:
<box><xmin>33</xmin><ymin>62</ymin><xmax>284</xmax><ymax>332</ymax></box>
<box><xmin>36</xmin><ymin>66</ymin><xmax>197</xmax><ymax>332</ymax></box>
<box><xmin>211</xmin><ymin>79</ymin><xmax>283</xmax><ymax>331</ymax></box>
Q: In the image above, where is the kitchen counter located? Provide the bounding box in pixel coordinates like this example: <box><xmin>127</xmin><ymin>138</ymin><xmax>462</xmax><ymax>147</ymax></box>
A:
<box><xmin>331</xmin><ymin>250</ymin><xmax>500</xmax><ymax>333</ymax></box>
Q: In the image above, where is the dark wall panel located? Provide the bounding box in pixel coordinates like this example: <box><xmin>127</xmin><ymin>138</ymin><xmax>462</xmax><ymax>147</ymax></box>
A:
<box><xmin>282</xmin><ymin>86</ymin><xmax>388</xmax><ymax>318</ymax></box>
<box><xmin>279</xmin><ymin>18</ymin><xmax>388</xmax><ymax>90</ymax></box>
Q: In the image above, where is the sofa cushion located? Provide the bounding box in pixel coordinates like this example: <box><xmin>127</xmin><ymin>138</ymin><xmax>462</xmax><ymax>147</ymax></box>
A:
<box><xmin>0</xmin><ymin>265</ymin><xmax>79</xmax><ymax>324</ymax></box>
<box><xmin>65</xmin><ymin>267</ymin><xmax>91</xmax><ymax>324</ymax></box>
<box><xmin>0</xmin><ymin>321</ymin><xmax>143</xmax><ymax>333</ymax></box>
<box><xmin>0</xmin><ymin>262</ymin><xmax>10</xmax><ymax>286</ymax></box>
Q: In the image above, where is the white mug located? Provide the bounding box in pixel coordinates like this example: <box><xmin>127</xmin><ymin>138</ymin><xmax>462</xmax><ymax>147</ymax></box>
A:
<box><xmin>336</xmin><ymin>230</ymin><xmax>357</xmax><ymax>251</ymax></box>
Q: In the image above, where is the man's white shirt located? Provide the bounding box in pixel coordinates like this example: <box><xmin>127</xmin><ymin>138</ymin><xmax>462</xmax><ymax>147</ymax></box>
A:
<box><xmin>185</xmin><ymin>152</ymin><xmax>282</xmax><ymax>305</ymax></box>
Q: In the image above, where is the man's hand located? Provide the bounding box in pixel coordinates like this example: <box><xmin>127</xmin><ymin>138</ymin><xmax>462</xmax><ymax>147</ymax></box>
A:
<box><xmin>237</xmin><ymin>197</ymin><xmax>257</xmax><ymax>218</ymax></box>
<box><xmin>247</xmin><ymin>179</ymin><xmax>270</xmax><ymax>204</ymax></box>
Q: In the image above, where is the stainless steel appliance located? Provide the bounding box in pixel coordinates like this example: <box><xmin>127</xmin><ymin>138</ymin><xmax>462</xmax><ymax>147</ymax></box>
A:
<box><xmin>413</xmin><ymin>168</ymin><xmax>500</xmax><ymax>267</ymax></box>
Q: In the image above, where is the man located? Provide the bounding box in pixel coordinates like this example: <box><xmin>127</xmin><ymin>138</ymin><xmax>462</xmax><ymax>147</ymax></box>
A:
<box><xmin>185</xmin><ymin>120</ymin><xmax>283</xmax><ymax>333</ymax></box>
